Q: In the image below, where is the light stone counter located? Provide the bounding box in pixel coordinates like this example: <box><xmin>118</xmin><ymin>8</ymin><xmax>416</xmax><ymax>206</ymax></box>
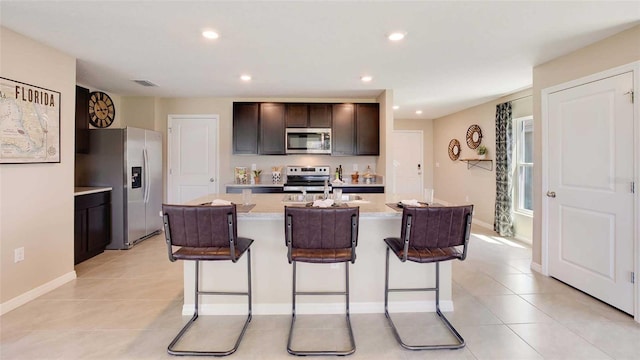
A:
<box><xmin>178</xmin><ymin>193</ymin><xmax>454</xmax><ymax>316</ymax></box>
<box><xmin>189</xmin><ymin>193</ymin><xmax>399</xmax><ymax>219</ymax></box>
<box><xmin>74</xmin><ymin>186</ymin><xmax>112</xmax><ymax>196</ymax></box>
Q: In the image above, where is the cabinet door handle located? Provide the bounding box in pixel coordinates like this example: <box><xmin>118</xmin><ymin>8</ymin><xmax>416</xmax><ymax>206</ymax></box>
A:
<box><xmin>210</xmin><ymin>178</ymin><xmax>215</xmax><ymax>182</ymax></box>
<box><xmin>546</xmin><ymin>191</ymin><xmax>556</xmax><ymax>198</ymax></box>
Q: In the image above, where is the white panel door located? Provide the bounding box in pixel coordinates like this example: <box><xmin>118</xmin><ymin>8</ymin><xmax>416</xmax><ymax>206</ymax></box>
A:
<box><xmin>168</xmin><ymin>115</ymin><xmax>218</xmax><ymax>204</ymax></box>
<box><xmin>392</xmin><ymin>131</ymin><xmax>424</xmax><ymax>198</ymax></box>
<box><xmin>547</xmin><ymin>72</ymin><xmax>634</xmax><ymax>314</ymax></box>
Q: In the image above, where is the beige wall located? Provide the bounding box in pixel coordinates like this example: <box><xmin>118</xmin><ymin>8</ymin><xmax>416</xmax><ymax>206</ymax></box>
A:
<box><xmin>531</xmin><ymin>25</ymin><xmax>640</xmax><ymax>265</ymax></box>
<box><xmin>432</xmin><ymin>89</ymin><xmax>532</xmax><ymax>229</ymax></box>
<box><xmin>0</xmin><ymin>28</ymin><xmax>76</xmax><ymax>307</ymax></box>
<box><xmin>394</xmin><ymin>118</ymin><xmax>435</xmax><ymax>190</ymax></box>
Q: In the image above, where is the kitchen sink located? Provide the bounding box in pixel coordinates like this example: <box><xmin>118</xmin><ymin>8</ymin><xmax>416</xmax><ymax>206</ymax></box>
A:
<box><xmin>282</xmin><ymin>194</ymin><xmax>365</xmax><ymax>203</ymax></box>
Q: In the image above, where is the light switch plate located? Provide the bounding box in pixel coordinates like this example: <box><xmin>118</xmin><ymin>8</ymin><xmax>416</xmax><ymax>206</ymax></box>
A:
<box><xmin>14</xmin><ymin>247</ymin><xmax>24</xmax><ymax>263</ymax></box>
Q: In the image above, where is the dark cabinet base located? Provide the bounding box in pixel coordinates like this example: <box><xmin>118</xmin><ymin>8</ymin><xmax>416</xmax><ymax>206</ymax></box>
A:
<box><xmin>75</xmin><ymin>191</ymin><xmax>111</xmax><ymax>264</ymax></box>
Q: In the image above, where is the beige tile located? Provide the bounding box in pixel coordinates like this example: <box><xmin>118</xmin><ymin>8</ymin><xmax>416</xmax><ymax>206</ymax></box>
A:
<box><xmin>453</xmin><ymin>272</ymin><xmax>515</xmax><ymax>296</ymax></box>
<box><xmin>520</xmin><ymin>294</ymin><xmax>618</xmax><ymax>324</ymax></box>
<box><xmin>445</xmin><ymin>295</ymin><xmax>503</xmax><ymax>326</ymax></box>
<box><xmin>509</xmin><ymin>322</ymin><xmax>613</xmax><ymax>359</ymax></box>
<box><xmin>489</xmin><ymin>273</ymin><xmax>571</xmax><ymax>295</ymax></box>
<box><xmin>563</xmin><ymin>320</ymin><xmax>640</xmax><ymax>359</ymax></box>
<box><xmin>476</xmin><ymin>294</ymin><xmax>555</xmax><ymax>324</ymax></box>
<box><xmin>458</xmin><ymin>324</ymin><xmax>543</xmax><ymax>360</ymax></box>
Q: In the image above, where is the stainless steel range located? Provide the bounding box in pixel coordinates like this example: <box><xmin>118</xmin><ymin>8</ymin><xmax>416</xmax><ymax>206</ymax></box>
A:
<box><xmin>283</xmin><ymin>165</ymin><xmax>332</xmax><ymax>192</ymax></box>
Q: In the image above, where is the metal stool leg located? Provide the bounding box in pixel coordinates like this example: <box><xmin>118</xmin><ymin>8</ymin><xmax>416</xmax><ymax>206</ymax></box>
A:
<box><xmin>168</xmin><ymin>251</ymin><xmax>253</xmax><ymax>356</ymax></box>
<box><xmin>287</xmin><ymin>261</ymin><xmax>356</xmax><ymax>356</ymax></box>
<box><xmin>384</xmin><ymin>247</ymin><xmax>465</xmax><ymax>350</ymax></box>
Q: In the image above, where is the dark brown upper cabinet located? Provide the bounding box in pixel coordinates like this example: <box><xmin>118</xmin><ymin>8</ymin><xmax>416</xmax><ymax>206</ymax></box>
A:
<box><xmin>331</xmin><ymin>103</ymin><xmax>379</xmax><ymax>156</ymax></box>
<box><xmin>259</xmin><ymin>103</ymin><xmax>286</xmax><ymax>155</ymax></box>
<box><xmin>285</xmin><ymin>103</ymin><xmax>332</xmax><ymax>128</ymax></box>
<box><xmin>285</xmin><ymin>103</ymin><xmax>308</xmax><ymax>127</ymax></box>
<box><xmin>308</xmin><ymin>104</ymin><xmax>332</xmax><ymax>127</ymax></box>
<box><xmin>331</xmin><ymin>103</ymin><xmax>356</xmax><ymax>156</ymax></box>
<box><xmin>233</xmin><ymin>102</ymin><xmax>259</xmax><ymax>154</ymax></box>
<box><xmin>75</xmin><ymin>86</ymin><xmax>90</xmax><ymax>153</ymax></box>
<box><xmin>356</xmin><ymin>103</ymin><xmax>380</xmax><ymax>155</ymax></box>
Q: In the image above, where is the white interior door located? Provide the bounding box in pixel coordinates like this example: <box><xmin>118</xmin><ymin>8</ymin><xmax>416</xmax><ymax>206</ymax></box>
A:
<box><xmin>168</xmin><ymin>115</ymin><xmax>219</xmax><ymax>204</ymax></box>
<box><xmin>547</xmin><ymin>72</ymin><xmax>635</xmax><ymax>314</ymax></box>
<box><xmin>392</xmin><ymin>131</ymin><xmax>424</xmax><ymax>197</ymax></box>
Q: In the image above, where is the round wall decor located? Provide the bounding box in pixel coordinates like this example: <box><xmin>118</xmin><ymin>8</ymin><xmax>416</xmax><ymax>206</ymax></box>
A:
<box><xmin>448</xmin><ymin>139</ymin><xmax>461</xmax><ymax>160</ymax></box>
<box><xmin>466</xmin><ymin>124</ymin><xmax>483</xmax><ymax>149</ymax></box>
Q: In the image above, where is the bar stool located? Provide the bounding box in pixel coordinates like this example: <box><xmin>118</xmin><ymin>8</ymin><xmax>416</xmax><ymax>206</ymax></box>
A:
<box><xmin>162</xmin><ymin>204</ymin><xmax>253</xmax><ymax>356</ymax></box>
<box><xmin>284</xmin><ymin>206</ymin><xmax>359</xmax><ymax>356</ymax></box>
<box><xmin>384</xmin><ymin>205</ymin><xmax>473</xmax><ymax>350</ymax></box>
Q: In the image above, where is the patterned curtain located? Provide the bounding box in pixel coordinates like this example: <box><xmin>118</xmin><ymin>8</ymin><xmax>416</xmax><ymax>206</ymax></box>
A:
<box><xmin>494</xmin><ymin>102</ymin><xmax>514</xmax><ymax>236</ymax></box>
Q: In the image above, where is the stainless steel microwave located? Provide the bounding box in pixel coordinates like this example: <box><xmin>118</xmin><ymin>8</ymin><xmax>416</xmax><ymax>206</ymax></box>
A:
<box><xmin>285</xmin><ymin>128</ymin><xmax>331</xmax><ymax>154</ymax></box>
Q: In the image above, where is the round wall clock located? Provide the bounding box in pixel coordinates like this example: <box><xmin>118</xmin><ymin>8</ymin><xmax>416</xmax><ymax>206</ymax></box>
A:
<box><xmin>466</xmin><ymin>124</ymin><xmax>482</xmax><ymax>149</ymax></box>
<box><xmin>88</xmin><ymin>91</ymin><xmax>115</xmax><ymax>128</ymax></box>
<box><xmin>448</xmin><ymin>139</ymin><xmax>461</xmax><ymax>160</ymax></box>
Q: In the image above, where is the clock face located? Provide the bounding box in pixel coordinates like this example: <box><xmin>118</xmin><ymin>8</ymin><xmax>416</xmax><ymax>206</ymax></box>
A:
<box><xmin>89</xmin><ymin>91</ymin><xmax>115</xmax><ymax>128</ymax></box>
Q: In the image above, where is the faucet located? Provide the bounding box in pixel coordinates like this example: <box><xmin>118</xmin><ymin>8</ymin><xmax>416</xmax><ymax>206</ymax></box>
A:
<box><xmin>323</xmin><ymin>179</ymin><xmax>329</xmax><ymax>200</ymax></box>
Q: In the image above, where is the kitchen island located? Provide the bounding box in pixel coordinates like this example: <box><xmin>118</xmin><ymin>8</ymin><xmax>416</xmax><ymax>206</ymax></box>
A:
<box><xmin>177</xmin><ymin>193</ymin><xmax>455</xmax><ymax>315</ymax></box>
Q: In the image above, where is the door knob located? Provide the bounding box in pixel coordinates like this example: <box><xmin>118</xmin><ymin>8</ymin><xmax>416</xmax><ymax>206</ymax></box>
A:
<box><xmin>210</xmin><ymin>178</ymin><xmax>215</xmax><ymax>182</ymax></box>
<box><xmin>546</xmin><ymin>191</ymin><xmax>556</xmax><ymax>198</ymax></box>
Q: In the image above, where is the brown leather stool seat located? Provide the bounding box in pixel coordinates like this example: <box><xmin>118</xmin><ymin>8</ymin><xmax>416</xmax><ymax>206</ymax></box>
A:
<box><xmin>384</xmin><ymin>205</ymin><xmax>473</xmax><ymax>351</ymax></box>
<box><xmin>284</xmin><ymin>206</ymin><xmax>359</xmax><ymax>356</ymax></box>
<box><xmin>162</xmin><ymin>204</ymin><xmax>253</xmax><ymax>357</ymax></box>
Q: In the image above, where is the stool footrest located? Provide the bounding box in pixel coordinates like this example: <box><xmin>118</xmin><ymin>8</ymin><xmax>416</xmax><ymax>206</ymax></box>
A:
<box><xmin>295</xmin><ymin>291</ymin><xmax>347</xmax><ymax>296</ymax></box>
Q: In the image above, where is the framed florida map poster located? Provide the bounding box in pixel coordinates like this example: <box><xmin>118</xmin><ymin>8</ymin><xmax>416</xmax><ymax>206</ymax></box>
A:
<box><xmin>0</xmin><ymin>77</ymin><xmax>61</xmax><ymax>163</ymax></box>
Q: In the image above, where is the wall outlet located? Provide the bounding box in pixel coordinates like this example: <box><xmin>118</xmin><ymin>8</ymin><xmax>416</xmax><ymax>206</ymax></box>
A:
<box><xmin>14</xmin><ymin>247</ymin><xmax>24</xmax><ymax>263</ymax></box>
<box><xmin>353</xmin><ymin>164</ymin><xmax>358</xmax><ymax>171</ymax></box>
<box><xmin>465</xmin><ymin>196</ymin><xmax>470</xmax><ymax>202</ymax></box>
<box><xmin>435</xmin><ymin>162</ymin><xmax>440</xmax><ymax>168</ymax></box>
<box><xmin>330</xmin><ymin>263</ymin><xmax>339</xmax><ymax>269</ymax></box>
<box><xmin>251</xmin><ymin>163</ymin><xmax>256</xmax><ymax>171</ymax></box>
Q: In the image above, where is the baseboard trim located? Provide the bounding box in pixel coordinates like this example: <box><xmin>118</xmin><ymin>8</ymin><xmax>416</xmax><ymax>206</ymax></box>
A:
<box><xmin>530</xmin><ymin>262</ymin><xmax>543</xmax><ymax>274</ymax></box>
<box><xmin>0</xmin><ymin>271</ymin><xmax>76</xmax><ymax>315</ymax></box>
<box><xmin>472</xmin><ymin>219</ymin><xmax>493</xmax><ymax>230</ymax></box>
<box><xmin>182</xmin><ymin>300</ymin><xmax>455</xmax><ymax>316</ymax></box>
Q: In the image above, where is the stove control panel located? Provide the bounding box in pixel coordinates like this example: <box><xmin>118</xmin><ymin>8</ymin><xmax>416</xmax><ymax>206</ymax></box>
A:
<box><xmin>285</xmin><ymin>165</ymin><xmax>331</xmax><ymax>176</ymax></box>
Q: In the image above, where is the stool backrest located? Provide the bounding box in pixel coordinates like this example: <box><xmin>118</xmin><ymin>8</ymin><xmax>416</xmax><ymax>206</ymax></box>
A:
<box><xmin>401</xmin><ymin>205</ymin><xmax>473</xmax><ymax>258</ymax></box>
<box><xmin>285</xmin><ymin>206</ymin><xmax>359</xmax><ymax>250</ymax></box>
<box><xmin>162</xmin><ymin>204</ymin><xmax>237</xmax><ymax>249</ymax></box>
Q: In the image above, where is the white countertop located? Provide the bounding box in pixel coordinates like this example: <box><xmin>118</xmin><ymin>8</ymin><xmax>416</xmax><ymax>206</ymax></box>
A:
<box><xmin>74</xmin><ymin>187</ymin><xmax>113</xmax><ymax>196</ymax></box>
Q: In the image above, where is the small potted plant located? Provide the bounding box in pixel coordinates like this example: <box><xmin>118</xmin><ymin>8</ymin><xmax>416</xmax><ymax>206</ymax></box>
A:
<box><xmin>252</xmin><ymin>169</ymin><xmax>262</xmax><ymax>184</ymax></box>
<box><xmin>477</xmin><ymin>145</ymin><xmax>487</xmax><ymax>159</ymax></box>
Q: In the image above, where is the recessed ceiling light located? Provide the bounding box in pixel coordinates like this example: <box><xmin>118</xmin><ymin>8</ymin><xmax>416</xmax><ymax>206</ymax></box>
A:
<box><xmin>393</xmin><ymin>105</ymin><xmax>399</xmax><ymax>110</ymax></box>
<box><xmin>202</xmin><ymin>30</ymin><xmax>219</xmax><ymax>39</ymax></box>
<box><xmin>240</xmin><ymin>74</ymin><xmax>252</xmax><ymax>81</ymax></box>
<box><xmin>388</xmin><ymin>32</ymin><xmax>406</xmax><ymax>41</ymax></box>
<box><xmin>416</xmin><ymin>110</ymin><xmax>423</xmax><ymax>115</ymax></box>
<box><xmin>361</xmin><ymin>76</ymin><xmax>373</xmax><ymax>82</ymax></box>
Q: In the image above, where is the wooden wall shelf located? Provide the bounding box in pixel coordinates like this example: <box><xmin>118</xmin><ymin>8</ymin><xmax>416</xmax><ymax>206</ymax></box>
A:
<box><xmin>460</xmin><ymin>159</ymin><xmax>493</xmax><ymax>171</ymax></box>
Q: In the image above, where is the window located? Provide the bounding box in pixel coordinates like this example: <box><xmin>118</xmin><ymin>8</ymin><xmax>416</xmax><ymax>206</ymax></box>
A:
<box><xmin>514</xmin><ymin>116</ymin><xmax>533</xmax><ymax>214</ymax></box>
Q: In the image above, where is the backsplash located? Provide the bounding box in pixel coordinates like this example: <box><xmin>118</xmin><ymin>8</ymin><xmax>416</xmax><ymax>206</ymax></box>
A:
<box><xmin>228</xmin><ymin>155</ymin><xmax>379</xmax><ymax>184</ymax></box>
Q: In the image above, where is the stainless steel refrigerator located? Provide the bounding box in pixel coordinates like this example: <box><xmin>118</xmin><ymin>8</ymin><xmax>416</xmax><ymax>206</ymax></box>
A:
<box><xmin>76</xmin><ymin>127</ymin><xmax>163</xmax><ymax>249</ymax></box>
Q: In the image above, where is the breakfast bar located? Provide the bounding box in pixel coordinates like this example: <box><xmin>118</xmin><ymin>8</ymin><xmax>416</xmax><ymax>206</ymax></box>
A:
<box><xmin>178</xmin><ymin>193</ymin><xmax>455</xmax><ymax>316</ymax></box>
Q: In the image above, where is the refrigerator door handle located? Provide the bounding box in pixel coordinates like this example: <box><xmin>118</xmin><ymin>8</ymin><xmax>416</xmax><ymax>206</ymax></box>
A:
<box><xmin>143</xmin><ymin>148</ymin><xmax>150</xmax><ymax>204</ymax></box>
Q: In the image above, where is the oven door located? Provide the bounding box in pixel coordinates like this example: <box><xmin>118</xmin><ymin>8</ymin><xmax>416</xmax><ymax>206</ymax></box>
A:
<box><xmin>286</xmin><ymin>128</ymin><xmax>331</xmax><ymax>154</ymax></box>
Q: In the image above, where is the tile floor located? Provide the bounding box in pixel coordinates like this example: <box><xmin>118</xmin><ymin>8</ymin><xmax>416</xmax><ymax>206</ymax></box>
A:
<box><xmin>1</xmin><ymin>226</ymin><xmax>639</xmax><ymax>359</ymax></box>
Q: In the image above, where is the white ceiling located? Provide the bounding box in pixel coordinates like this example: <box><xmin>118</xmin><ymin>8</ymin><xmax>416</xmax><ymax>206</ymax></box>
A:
<box><xmin>1</xmin><ymin>1</ymin><xmax>638</xmax><ymax>119</ymax></box>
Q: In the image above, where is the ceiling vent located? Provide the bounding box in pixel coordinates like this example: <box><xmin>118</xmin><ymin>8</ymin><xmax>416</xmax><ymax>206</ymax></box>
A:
<box><xmin>132</xmin><ymin>79</ymin><xmax>158</xmax><ymax>87</ymax></box>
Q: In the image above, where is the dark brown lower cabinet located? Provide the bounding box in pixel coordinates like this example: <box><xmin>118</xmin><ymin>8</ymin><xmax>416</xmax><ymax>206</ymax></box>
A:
<box><xmin>75</xmin><ymin>191</ymin><xmax>111</xmax><ymax>264</ymax></box>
